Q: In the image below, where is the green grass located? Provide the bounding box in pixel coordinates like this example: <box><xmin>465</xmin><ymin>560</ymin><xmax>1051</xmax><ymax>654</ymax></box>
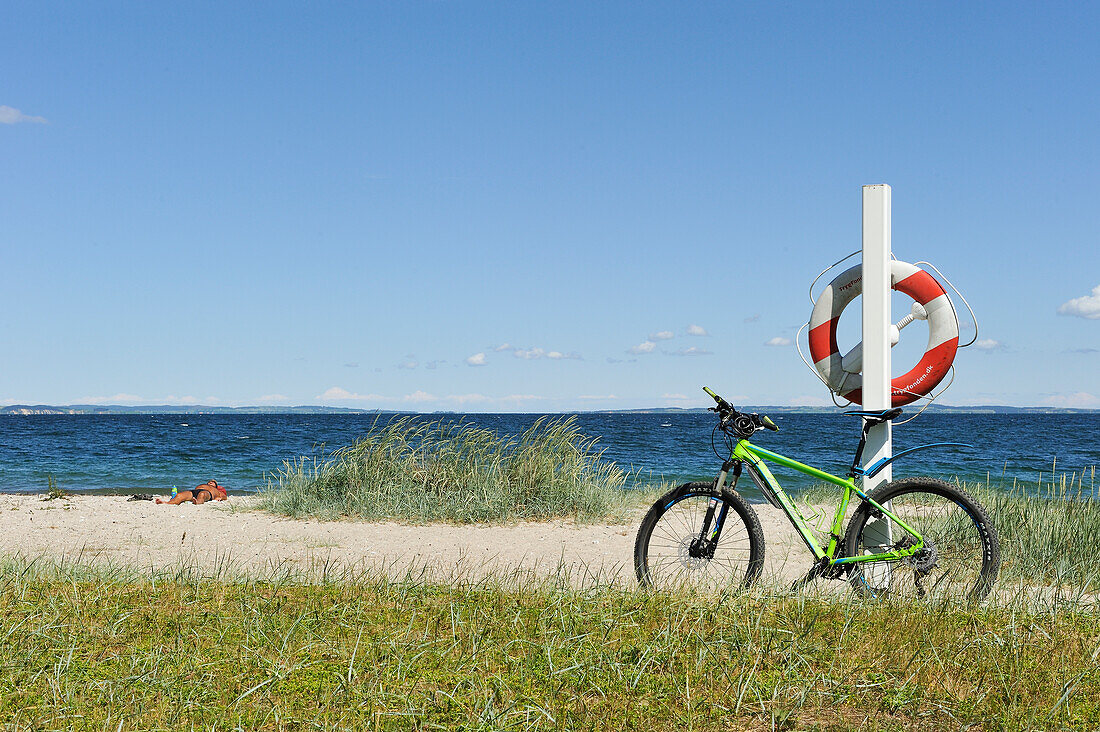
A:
<box><xmin>974</xmin><ymin>472</ymin><xmax>1100</xmax><ymax>593</ymax></box>
<box><xmin>3</xmin><ymin>557</ymin><xmax>1100</xmax><ymax>731</ymax></box>
<box><xmin>796</xmin><ymin>467</ymin><xmax>1100</xmax><ymax>595</ymax></box>
<box><xmin>259</xmin><ymin>416</ymin><xmax>648</xmax><ymax>524</ymax></box>
<box><xmin>43</xmin><ymin>474</ymin><xmax>68</xmax><ymax>501</ymax></box>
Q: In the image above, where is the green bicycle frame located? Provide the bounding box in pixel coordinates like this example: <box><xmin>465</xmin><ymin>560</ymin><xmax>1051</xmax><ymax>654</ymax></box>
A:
<box><xmin>727</xmin><ymin>440</ymin><xmax>926</xmax><ymax>566</ymax></box>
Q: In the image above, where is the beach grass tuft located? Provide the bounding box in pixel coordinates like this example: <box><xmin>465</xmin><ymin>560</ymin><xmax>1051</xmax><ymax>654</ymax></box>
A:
<box><xmin>971</xmin><ymin>475</ymin><xmax>1100</xmax><ymax>592</ymax></box>
<box><xmin>42</xmin><ymin>474</ymin><xmax>68</xmax><ymax>501</ymax></box>
<box><xmin>800</xmin><ymin>467</ymin><xmax>1100</xmax><ymax>594</ymax></box>
<box><xmin>260</xmin><ymin>416</ymin><xmax>646</xmax><ymax>523</ymax></box>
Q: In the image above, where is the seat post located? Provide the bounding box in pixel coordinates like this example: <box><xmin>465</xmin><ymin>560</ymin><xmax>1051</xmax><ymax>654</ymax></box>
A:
<box><xmin>849</xmin><ymin>419</ymin><xmax>874</xmax><ymax>477</ymax></box>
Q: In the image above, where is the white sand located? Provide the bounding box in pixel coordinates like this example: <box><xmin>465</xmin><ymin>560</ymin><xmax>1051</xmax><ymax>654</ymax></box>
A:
<box><xmin>2</xmin><ymin>494</ymin><xmax>818</xmax><ymax>585</ymax></box>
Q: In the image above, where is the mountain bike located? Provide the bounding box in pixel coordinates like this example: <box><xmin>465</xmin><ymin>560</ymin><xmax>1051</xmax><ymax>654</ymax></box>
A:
<box><xmin>634</xmin><ymin>387</ymin><xmax>1000</xmax><ymax>602</ymax></box>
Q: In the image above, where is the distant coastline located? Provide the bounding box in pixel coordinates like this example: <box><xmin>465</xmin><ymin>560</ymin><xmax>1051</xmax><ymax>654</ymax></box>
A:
<box><xmin>2</xmin><ymin>404</ymin><xmax>1097</xmax><ymax>416</ymax></box>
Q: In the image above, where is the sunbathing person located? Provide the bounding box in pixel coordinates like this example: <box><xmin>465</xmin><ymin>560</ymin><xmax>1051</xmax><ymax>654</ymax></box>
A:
<box><xmin>156</xmin><ymin>480</ymin><xmax>228</xmax><ymax>505</ymax></box>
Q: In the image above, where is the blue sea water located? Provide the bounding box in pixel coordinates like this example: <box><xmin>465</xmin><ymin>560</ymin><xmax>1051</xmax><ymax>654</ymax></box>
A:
<box><xmin>0</xmin><ymin>412</ymin><xmax>1096</xmax><ymax>500</ymax></box>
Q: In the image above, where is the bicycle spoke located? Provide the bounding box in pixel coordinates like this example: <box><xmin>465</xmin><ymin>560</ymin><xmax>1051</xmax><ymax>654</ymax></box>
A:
<box><xmin>640</xmin><ymin>494</ymin><xmax>757</xmax><ymax>591</ymax></box>
<box><xmin>850</xmin><ymin>485</ymin><xmax>994</xmax><ymax>602</ymax></box>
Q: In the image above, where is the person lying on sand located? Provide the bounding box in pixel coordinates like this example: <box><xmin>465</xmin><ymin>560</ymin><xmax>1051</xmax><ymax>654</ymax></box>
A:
<box><xmin>156</xmin><ymin>480</ymin><xmax>228</xmax><ymax>505</ymax></box>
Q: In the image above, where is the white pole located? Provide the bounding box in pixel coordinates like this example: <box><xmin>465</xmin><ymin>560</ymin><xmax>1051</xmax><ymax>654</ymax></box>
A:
<box><xmin>861</xmin><ymin>184</ymin><xmax>892</xmax><ymax>487</ymax></box>
<box><xmin>861</xmin><ymin>185</ymin><xmax>893</xmax><ymax>586</ymax></box>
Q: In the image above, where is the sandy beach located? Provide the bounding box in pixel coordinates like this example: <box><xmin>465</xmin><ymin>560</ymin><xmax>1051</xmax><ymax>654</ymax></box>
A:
<box><xmin>1</xmin><ymin>493</ymin><xmax>815</xmax><ymax>585</ymax></box>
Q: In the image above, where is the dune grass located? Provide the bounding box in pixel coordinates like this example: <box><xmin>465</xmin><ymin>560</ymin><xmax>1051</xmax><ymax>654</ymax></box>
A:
<box><xmin>797</xmin><ymin>466</ymin><xmax>1100</xmax><ymax>594</ymax></box>
<box><xmin>259</xmin><ymin>416</ymin><xmax>646</xmax><ymax>524</ymax></box>
<box><xmin>973</xmin><ymin>469</ymin><xmax>1100</xmax><ymax>592</ymax></box>
<box><xmin>3</xmin><ymin>556</ymin><xmax>1100</xmax><ymax>731</ymax></box>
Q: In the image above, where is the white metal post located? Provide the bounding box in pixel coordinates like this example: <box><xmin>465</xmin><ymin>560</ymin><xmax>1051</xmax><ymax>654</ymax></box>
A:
<box><xmin>861</xmin><ymin>184</ymin><xmax>892</xmax><ymax>487</ymax></box>
<box><xmin>861</xmin><ymin>185</ymin><xmax>893</xmax><ymax>586</ymax></box>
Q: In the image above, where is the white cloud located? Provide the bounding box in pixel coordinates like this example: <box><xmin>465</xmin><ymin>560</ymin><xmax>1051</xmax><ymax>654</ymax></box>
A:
<box><xmin>398</xmin><ymin>360</ymin><xmax>418</xmax><ymax>370</ymax></box>
<box><xmin>687</xmin><ymin>324</ymin><xmax>708</xmax><ymax>336</ymax></box>
<box><xmin>765</xmin><ymin>337</ymin><xmax>793</xmax><ymax>347</ymax></box>
<box><xmin>496</xmin><ymin>394</ymin><xmax>547</xmax><ymax>406</ymax></box>
<box><xmin>317</xmin><ymin>387</ymin><xmax>354</xmax><ymax>401</ymax></box>
<box><xmin>510</xmin><ymin>346</ymin><xmax>581</xmax><ymax>360</ymax></box>
<box><xmin>316</xmin><ymin>388</ymin><xmax>546</xmax><ymax>409</ymax></box>
<box><xmin>578</xmin><ymin>394</ymin><xmax>618</xmax><ymax>400</ymax></box>
<box><xmin>317</xmin><ymin>387</ymin><xmax>388</xmax><ymax>402</ymax></box>
<box><xmin>787</xmin><ymin>395</ymin><xmax>830</xmax><ymax>407</ymax></box>
<box><xmin>1058</xmin><ymin>285</ymin><xmax>1100</xmax><ymax>320</ymax></box>
<box><xmin>257</xmin><ymin>394</ymin><xmax>290</xmax><ymax>403</ymax></box>
<box><xmin>649</xmin><ymin>330</ymin><xmax>674</xmax><ymax>341</ymax></box>
<box><xmin>77</xmin><ymin>393</ymin><xmax>144</xmax><ymax>404</ymax></box>
<box><xmin>973</xmin><ymin>339</ymin><xmax>1006</xmax><ymax>352</ymax></box>
<box><xmin>466</xmin><ymin>352</ymin><xmax>487</xmax><ymax>366</ymax></box>
<box><xmin>77</xmin><ymin>393</ymin><xmax>224</xmax><ymax>406</ymax></box>
<box><xmin>669</xmin><ymin>346</ymin><xmax>712</xmax><ymax>356</ymax></box>
<box><xmin>1043</xmin><ymin>392</ymin><xmax>1100</xmax><ymax>408</ymax></box>
<box><xmin>164</xmin><ymin>395</ymin><xmax>221</xmax><ymax>405</ymax></box>
<box><xmin>494</xmin><ymin>343</ymin><xmax>515</xmax><ymax>352</ymax></box>
<box><xmin>443</xmin><ymin>393</ymin><xmax>490</xmax><ymax>405</ymax></box>
<box><xmin>0</xmin><ymin>105</ymin><xmax>47</xmax><ymax>125</ymax></box>
<box><xmin>662</xmin><ymin>392</ymin><xmax>725</xmax><ymax>407</ymax></box>
<box><xmin>629</xmin><ymin>340</ymin><xmax>656</xmax><ymax>354</ymax></box>
<box><xmin>344</xmin><ymin>362</ymin><xmax>359</xmax><ymax>368</ymax></box>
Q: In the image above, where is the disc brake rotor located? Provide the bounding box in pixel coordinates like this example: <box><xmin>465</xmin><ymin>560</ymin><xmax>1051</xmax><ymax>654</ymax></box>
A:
<box><xmin>678</xmin><ymin>536</ymin><xmax>710</xmax><ymax>570</ymax></box>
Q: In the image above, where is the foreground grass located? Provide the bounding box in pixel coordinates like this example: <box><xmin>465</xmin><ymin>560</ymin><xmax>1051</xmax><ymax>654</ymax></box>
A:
<box><xmin>3</xmin><ymin>560</ymin><xmax>1100</xmax><ymax>731</ymax></box>
<box><xmin>260</xmin><ymin>417</ymin><xmax>645</xmax><ymax>523</ymax></box>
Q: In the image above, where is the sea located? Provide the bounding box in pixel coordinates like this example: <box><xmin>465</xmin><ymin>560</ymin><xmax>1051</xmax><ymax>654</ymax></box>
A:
<box><xmin>1</xmin><ymin>412</ymin><xmax>1096</xmax><ymax>501</ymax></box>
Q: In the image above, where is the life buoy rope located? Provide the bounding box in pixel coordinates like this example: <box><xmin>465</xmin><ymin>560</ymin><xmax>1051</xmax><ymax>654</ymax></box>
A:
<box><xmin>807</xmin><ymin>261</ymin><xmax>959</xmax><ymax>407</ymax></box>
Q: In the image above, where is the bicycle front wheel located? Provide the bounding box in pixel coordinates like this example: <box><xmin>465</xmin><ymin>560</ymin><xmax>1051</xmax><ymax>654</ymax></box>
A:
<box><xmin>634</xmin><ymin>482</ymin><xmax>765</xmax><ymax>591</ymax></box>
<box><xmin>843</xmin><ymin>477</ymin><xmax>1000</xmax><ymax>603</ymax></box>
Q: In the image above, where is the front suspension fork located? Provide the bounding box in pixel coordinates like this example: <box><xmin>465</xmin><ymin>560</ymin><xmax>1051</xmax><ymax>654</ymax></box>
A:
<box><xmin>694</xmin><ymin>461</ymin><xmax>740</xmax><ymax>557</ymax></box>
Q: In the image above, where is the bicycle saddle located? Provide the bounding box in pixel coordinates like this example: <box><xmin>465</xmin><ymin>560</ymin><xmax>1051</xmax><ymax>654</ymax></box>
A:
<box><xmin>843</xmin><ymin>407</ymin><xmax>903</xmax><ymax>423</ymax></box>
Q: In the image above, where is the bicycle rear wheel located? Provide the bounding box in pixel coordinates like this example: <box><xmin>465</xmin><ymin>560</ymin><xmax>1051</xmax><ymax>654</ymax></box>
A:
<box><xmin>843</xmin><ymin>477</ymin><xmax>1000</xmax><ymax>603</ymax></box>
<box><xmin>634</xmin><ymin>482</ymin><xmax>765</xmax><ymax>590</ymax></box>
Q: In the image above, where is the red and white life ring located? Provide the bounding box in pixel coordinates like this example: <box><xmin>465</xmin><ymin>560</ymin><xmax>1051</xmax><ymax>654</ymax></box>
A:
<box><xmin>807</xmin><ymin>261</ymin><xmax>958</xmax><ymax>407</ymax></box>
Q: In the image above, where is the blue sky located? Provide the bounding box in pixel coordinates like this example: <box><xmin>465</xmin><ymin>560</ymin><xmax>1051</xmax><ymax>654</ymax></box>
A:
<box><xmin>2</xmin><ymin>2</ymin><xmax>1097</xmax><ymax>411</ymax></box>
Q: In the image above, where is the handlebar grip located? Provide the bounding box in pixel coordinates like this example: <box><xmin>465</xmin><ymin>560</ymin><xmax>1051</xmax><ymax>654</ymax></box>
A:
<box><xmin>702</xmin><ymin>386</ymin><xmax>732</xmax><ymax>409</ymax></box>
<box><xmin>761</xmin><ymin>415</ymin><xmax>779</xmax><ymax>432</ymax></box>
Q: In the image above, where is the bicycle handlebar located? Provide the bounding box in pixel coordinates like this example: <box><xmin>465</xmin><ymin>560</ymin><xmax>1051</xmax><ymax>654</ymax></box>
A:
<box><xmin>702</xmin><ymin>386</ymin><xmax>779</xmax><ymax>433</ymax></box>
<box><xmin>702</xmin><ymin>385</ymin><xmax>728</xmax><ymax>408</ymax></box>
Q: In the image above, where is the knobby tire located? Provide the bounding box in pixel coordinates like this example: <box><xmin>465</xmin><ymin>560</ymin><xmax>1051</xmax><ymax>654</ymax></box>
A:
<box><xmin>634</xmin><ymin>482</ymin><xmax>765</xmax><ymax>591</ymax></box>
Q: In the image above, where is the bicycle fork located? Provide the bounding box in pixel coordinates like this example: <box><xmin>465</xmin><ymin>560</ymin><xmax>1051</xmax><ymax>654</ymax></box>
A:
<box><xmin>690</xmin><ymin>461</ymin><xmax>738</xmax><ymax>559</ymax></box>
